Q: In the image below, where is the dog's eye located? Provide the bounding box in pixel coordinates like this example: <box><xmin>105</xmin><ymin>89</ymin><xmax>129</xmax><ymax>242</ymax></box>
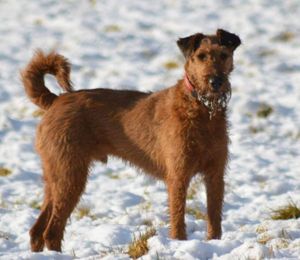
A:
<box><xmin>198</xmin><ymin>53</ymin><xmax>207</xmax><ymax>61</ymax></box>
<box><xmin>220</xmin><ymin>52</ymin><xmax>228</xmax><ymax>61</ymax></box>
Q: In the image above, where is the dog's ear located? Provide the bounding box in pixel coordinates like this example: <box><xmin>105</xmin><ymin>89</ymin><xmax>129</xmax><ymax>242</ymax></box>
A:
<box><xmin>177</xmin><ymin>33</ymin><xmax>205</xmax><ymax>59</ymax></box>
<box><xmin>216</xmin><ymin>29</ymin><xmax>241</xmax><ymax>51</ymax></box>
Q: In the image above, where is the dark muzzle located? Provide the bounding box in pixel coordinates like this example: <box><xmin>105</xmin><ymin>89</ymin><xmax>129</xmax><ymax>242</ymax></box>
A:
<box><xmin>209</xmin><ymin>76</ymin><xmax>223</xmax><ymax>92</ymax></box>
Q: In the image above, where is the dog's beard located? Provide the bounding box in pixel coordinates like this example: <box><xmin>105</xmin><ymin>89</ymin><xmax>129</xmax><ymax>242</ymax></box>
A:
<box><xmin>197</xmin><ymin>87</ymin><xmax>231</xmax><ymax>119</ymax></box>
<box><xmin>206</xmin><ymin>88</ymin><xmax>231</xmax><ymax>110</ymax></box>
<box><xmin>189</xmin><ymin>75</ymin><xmax>231</xmax><ymax>118</ymax></box>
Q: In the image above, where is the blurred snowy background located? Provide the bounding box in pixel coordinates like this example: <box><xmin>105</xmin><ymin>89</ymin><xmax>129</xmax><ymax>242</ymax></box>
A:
<box><xmin>0</xmin><ymin>0</ymin><xmax>300</xmax><ymax>259</ymax></box>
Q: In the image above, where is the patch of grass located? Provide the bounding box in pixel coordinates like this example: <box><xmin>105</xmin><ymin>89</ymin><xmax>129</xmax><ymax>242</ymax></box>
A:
<box><xmin>34</xmin><ymin>18</ymin><xmax>43</xmax><ymax>26</ymax></box>
<box><xmin>257</xmin><ymin>233</ymin><xmax>272</xmax><ymax>245</ymax></box>
<box><xmin>32</xmin><ymin>109</ymin><xmax>45</xmax><ymax>118</ymax></box>
<box><xmin>141</xmin><ymin>50</ymin><xmax>157</xmax><ymax>59</ymax></box>
<box><xmin>163</xmin><ymin>60</ymin><xmax>179</xmax><ymax>70</ymax></box>
<box><xmin>246</xmin><ymin>71</ymin><xmax>256</xmax><ymax>78</ymax></box>
<box><xmin>141</xmin><ymin>201</ymin><xmax>152</xmax><ymax>211</ymax></box>
<box><xmin>186</xmin><ymin>206</ymin><xmax>207</xmax><ymax>220</ymax></box>
<box><xmin>279</xmin><ymin>228</ymin><xmax>292</xmax><ymax>240</ymax></box>
<box><xmin>187</xmin><ymin>186</ymin><xmax>197</xmax><ymax>200</ymax></box>
<box><xmin>272</xmin><ymin>238</ymin><xmax>290</xmax><ymax>249</ymax></box>
<box><xmin>258</xmin><ymin>49</ymin><xmax>277</xmax><ymax>57</ymax></box>
<box><xmin>0</xmin><ymin>231</ymin><xmax>10</xmax><ymax>240</ymax></box>
<box><xmin>76</xmin><ymin>205</ymin><xmax>96</xmax><ymax>220</ymax></box>
<box><xmin>0</xmin><ymin>167</ymin><xmax>12</xmax><ymax>177</ymax></box>
<box><xmin>271</xmin><ymin>200</ymin><xmax>300</xmax><ymax>220</ymax></box>
<box><xmin>256</xmin><ymin>103</ymin><xmax>273</xmax><ymax>118</ymax></box>
<box><xmin>127</xmin><ymin>227</ymin><xmax>156</xmax><ymax>259</ymax></box>
<box><xmin>245</xmin><ymin>112</ymin><xmax>253</xmax><ymax>118</ymax></box>
<box><xmin>249</xmin><ymin>126</ymin><xmax>265</xmax><ymax>134</ymax></box>
<box><xmin>0</xmin><ymin>200</ymin><xmax>7</xmax><ymax>208</ymax></box>
<box><xmin>142</xmin><ymin>219</ymin><xmax>153</xmax><ymax>227</ymax></box>
<box><xmin>256</xmin><ymin>224</ymin><xmax>268</xmax><ymax>234</ymax></box>
<box><xmin>13</xmin><ymin>199</ymin><xmax>24</xmax><ymax>206</ymax></box>
<box><xmin>89</xmin><ymin>0</ymin><xmax>97</xmax><ymax>7</ymax></box>
<box><xmin>29</xmin><ymin>200</ymin><xmax>41</xmax><ymax>210</ymax></box>
<box><xmin>99</xmin><ymin>245</ymin><xmax>125</xmax><ymax>258</ymax></box>
<box><xmin>83</xmin><ymin>69</ymin><xmax>96</xmax><ymax>78</ymax></box>
<box><xmin>104</xmin><ymin>24</ymin><xmax>121</xmax><ymax>33</ymax></box>
<box><xmin>108</xmin><ymin>173</ymin><xmax>121</xmax><ymax>179</ymax></box>
<box><xmin>187</xmin><ymin>176</ymin><xmax>202</xmax><ymax>200</ymax></box>
<box><xmin>273</xmin><ymin>31</ymin><xmax>295</xmax><ymax>42</ymax></box>
<box><xmin>259</xmin><ymin>180</ymin><xmax>267</xmax><ymax>189</ymax></box>
<box><xmin>143</xmin><ymin>189</ymin><xmax>150</xmax><ymax>196</ymax></box>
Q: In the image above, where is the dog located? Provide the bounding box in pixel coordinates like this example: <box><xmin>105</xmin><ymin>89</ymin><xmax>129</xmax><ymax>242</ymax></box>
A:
<box><xmin>21</xmin><ymin>29</ymin><xmax>241</xmax><ymax>252</ymax></box>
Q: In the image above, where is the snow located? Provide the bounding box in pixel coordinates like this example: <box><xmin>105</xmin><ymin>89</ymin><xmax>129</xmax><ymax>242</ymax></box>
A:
<box><xmin>0</xmin><ymin>0</ymin><xmax>300</xmax><ymax>259</ymax></box>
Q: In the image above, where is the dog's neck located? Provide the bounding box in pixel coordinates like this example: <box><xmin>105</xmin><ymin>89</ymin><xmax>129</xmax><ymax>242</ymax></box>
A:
<box><xmin>184</xmin><ymin>73</ymin><xmax>195</xmax><ymax>94</ymax></box>
<box><xmin>183</xmin><ymin>72</ymin><xmax>230</xmax><ymax>120</ymax></box>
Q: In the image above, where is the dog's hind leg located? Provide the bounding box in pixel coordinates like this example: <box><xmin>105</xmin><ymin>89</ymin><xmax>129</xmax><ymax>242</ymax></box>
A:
<box><xmin>42</xmin><ymin>157</ymin><xmax>90</xmax><ymax>252</ymax></box>
<box><xmin>29</xmin><ymin>179</ymin><xmax>52</xmax><ymax>252</ymax></box>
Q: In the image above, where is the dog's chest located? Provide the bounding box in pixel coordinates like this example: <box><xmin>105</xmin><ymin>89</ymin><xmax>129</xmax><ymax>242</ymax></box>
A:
<box><xmin>186</xmin><ymin>117</ymin><xmax>228</xmax><ymax>157</ymax></box>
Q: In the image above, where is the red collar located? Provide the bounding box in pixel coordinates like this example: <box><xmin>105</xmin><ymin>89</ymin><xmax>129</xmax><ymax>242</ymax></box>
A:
<box><xmin>184</xmin><ymin>73</ymin><xmax>198</xmax><ymax>100</ymax></box>
<box><xmin>184</xmin><ymin>73</ymin><xmax>195</xmax><ymax>92</ymax></box>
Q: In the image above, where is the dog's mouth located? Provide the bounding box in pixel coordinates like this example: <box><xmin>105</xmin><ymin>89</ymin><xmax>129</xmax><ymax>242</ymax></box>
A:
<box><xmin>194</xmin><ymin>88</ymin><xmax>231</xmax><ymax>119</ymax></box>
<box><xmin>184</xmin><ymin>73</ymin><xmax>231</xmax><ymax>119</ymax></box>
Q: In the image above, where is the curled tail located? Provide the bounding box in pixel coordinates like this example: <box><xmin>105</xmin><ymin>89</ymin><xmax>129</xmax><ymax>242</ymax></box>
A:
<box><xmin>21</xmin><ymin>50</ymin><xmax>73</xmax><ymax>110</ymax></box>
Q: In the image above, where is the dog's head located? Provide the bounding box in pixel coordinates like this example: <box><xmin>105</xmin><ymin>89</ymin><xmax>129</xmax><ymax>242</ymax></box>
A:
<box><xmin>177</xmin><ymin>29</ymin><xmax>241</xmax><ymax>106</ymax></box>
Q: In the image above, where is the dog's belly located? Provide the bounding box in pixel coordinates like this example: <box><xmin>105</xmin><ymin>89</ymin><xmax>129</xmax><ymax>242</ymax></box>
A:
<box><xmin>88</xmin><ymin>114</ymin><xmax>166</xmax><ymax>180</ymax></box>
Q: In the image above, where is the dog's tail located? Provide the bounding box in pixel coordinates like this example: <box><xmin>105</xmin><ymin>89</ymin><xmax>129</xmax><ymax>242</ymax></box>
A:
<box><xmin>21</xmin><ymin>50</ymin><xmax>73</xmax><ymax>110</ymax></box>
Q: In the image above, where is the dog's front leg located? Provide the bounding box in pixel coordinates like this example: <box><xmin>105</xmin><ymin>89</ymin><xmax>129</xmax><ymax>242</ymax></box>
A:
<box><xmin>167</xmin><ymin>175</ymin><xmax>190</xmax><ymax>240</ymax></box>
<box><xmin>203</xmin><ymin>169</ymin><xmax>225</xmax><ymax>240</ymax></box>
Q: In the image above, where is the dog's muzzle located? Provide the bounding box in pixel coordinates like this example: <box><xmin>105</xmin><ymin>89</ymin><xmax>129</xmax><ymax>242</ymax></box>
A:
<box><xmin>184</xmin><ymin>73</ymin><xmax>231</xmax><ymax>119</ymax></box>
<box><xmin>193</xmin><ymin>90</ymin><xmax>231</xmax><ymax>119</ymax></box>
<box><xmin>209</xmin><ymin>76</ymin><xmax>223</xmax><ymax>92</ymax></box>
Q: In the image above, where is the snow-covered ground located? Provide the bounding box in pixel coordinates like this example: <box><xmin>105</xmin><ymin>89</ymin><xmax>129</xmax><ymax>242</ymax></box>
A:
<box><xmin>1</xmin><ymin>0</ymin><xmax>300</xmax><ymax>259</ymax></box>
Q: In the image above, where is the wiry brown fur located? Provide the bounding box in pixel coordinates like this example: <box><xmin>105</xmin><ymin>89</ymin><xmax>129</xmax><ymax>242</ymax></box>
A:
<box><xmin>21</xmin><ymin>29</ymin><xmax>241</xmax><ymax>252</ymax></box>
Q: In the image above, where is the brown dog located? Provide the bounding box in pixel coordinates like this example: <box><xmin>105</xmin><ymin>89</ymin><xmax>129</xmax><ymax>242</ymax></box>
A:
<box><xmin>21</xmin><ymin>29</ymin><xmax>241</xmax><ymax>252</ymax></box>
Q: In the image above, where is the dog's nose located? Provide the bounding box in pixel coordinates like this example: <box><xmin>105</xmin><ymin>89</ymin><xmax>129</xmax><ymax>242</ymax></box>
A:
<box><xmin>209</xmin><ymin>76</ymin><xmax>223</xmax><ymax>91</ymax></box>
